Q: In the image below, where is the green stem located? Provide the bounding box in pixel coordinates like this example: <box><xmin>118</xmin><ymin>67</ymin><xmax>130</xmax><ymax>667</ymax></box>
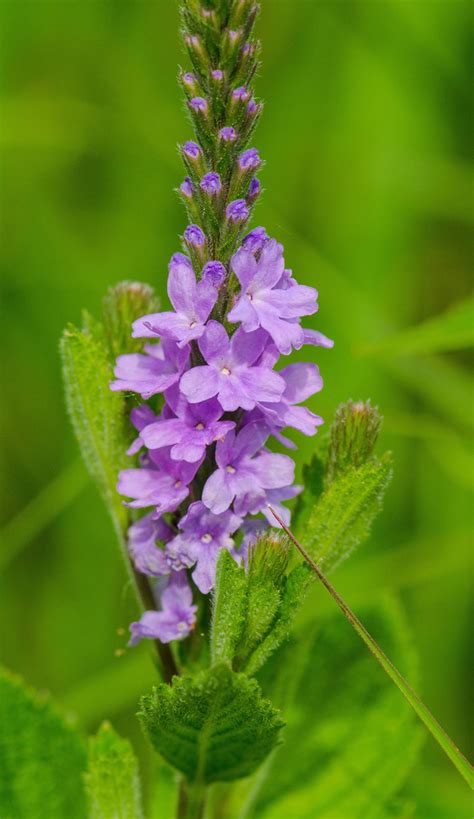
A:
<box><xmin>268</xmin><ymin>506</ymin><xmax>474</xmax><ymax>789</ymax></box>
<box><xmin>177</xmin><ymin>780</ymin><xmax>207</xmax><ymax>819</ymax></box>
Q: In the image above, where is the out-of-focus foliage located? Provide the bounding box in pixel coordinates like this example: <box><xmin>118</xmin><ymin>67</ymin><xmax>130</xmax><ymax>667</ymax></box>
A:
<box><xmin>0</xmin><ymin>667</ymin><xmax>87</xmax><ymax>819</ymax></box>
<box><xmin>0</xmin><ymin>1</ymin><xmax>471</xmax><ymax>816</ymax></box>
<box><xmin>86</xmin><ymin>722</ymin><xmax>144</xmax><ymax>819</ymax></box>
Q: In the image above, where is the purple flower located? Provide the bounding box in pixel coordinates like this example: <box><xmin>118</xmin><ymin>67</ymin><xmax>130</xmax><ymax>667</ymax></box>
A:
<box><xmin>228</xmin><ymin>29</ymin><xmax>240</xmax><ymax>43</ymax></box>
<box><xmin>129</xmin><ymin>571</ymin><xmax>197</xmax><ymax>645</ymax></box>
<box><xmin>189</xmin><ymin>96</ymin><xmax>208</xmax><ymax>114</ymax></box>
<box><xmin>219</xmin><ymin>126</ymin><xmax>237</xmax><ymax>142</ymax></box>
<box><xmin>127</xmin><ymin>405</ymin><xmax>157</xmax><ymax>455</ymax></box>
<box><xmin>242</xmin><ymin>227</ymin><xmax>268</xmax><ymax>254</ymax></box>
<box><xmin>202</xmin><ymin>422</ymin><xmax>295</xmax><ymax>515</ymax></box>
<box><xmin>232</xmin><ymin>86</ymin><xmax>250</xmax><ymax>101</ymax></box>
<box><xmin>251</xmin><ymin>360</ymin><xmax>324</xmax><ymax>444</ymax></box>
<box><xmin>200</xmin><ymin>172</ymin><xmax>221</xmax><ymax>196</ymax></box>
<box><xmin>239</xmin><ymin>148</ymin><xmax>261</xmax><ymax>171</ymax></box>
<box><xmin>211</xmin><ymin>69</ymin><xmax>224</xmax><ymax>81</ymax></box>
<box><xmin>262</xmin><ymin>484</ymin><xmax>302</xmax><ymax>527</ymax></box>
<box><xmin>227</xmin><ymin>239</ymin><xmax>318</xmax><ymax>354</ymax></box>
<box><xmin>248</xmin><ymin>177</ymin><xmax>261</xmax><ymax>202</ymax></box>
<box><xmin>179</xmin><ymin>320</ymin><xmax>286</xmax><ymax>412</ymax></box>
<box><xmin>131</xmin><ymin>254</ymin><xmax>216</xmax><ymax>348</ymax></box>
<box><xmin>226</xmin><ymin>199</ymin><xmax>249</xmax><ymax>223</ymax></box>
<box><xmin>140</xmin><ymin>388</ymin><xmax>235</xmax><ymax>463</ymax></box>
<box><xmin>202</xmin><ymin>261</ymin><xmax>226</xmax><ymax>288</ymax></box>
<box><xmin>247</xmin><ymin>98</ymin><xmax>259</xmax><ymax>115</ymax></box>
<box><xmin>167</xmin><ymin>502</ymin><xmax>242</xmax><ymax>593</ymax></box>
<box><xmin>182</xmin><ymin>141</ymin><xmax>201</xmax><ymax>160</ymax></box>
<box><xmin>118</xmin><ymin>448</ymin><xmax>201</xmax><ymax>513</ymax></box>
<box><xmin>128</xmin><ymin>512</ymin><xmax>173</xmax><ymax>576</ymax></box>
<box><xmin>110</xmin><ymin>340</ymin><xmax>189</xmax><ymax>399</ymax></box>
<box><xmin>180</xmin><ymin>176</ymin><xmax>194</xmax><ymax>198</ymax></box>
<box><xmin>184</xmin><ymin>224</ymin><xmax>206</xmax><ymax>248</ymax></box>
<box><xmin>303</xmin><ymin>328</ymin><xmax>334</xmax><ymax>348</ymax></box>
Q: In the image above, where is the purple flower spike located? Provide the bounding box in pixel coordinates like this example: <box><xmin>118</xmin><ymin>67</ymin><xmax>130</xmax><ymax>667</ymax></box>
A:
<box><xmin>228</xmin><ymin>238</ymin><xmax>318</xmax><ymax>354</ymax></box>
<box><xmin>180</xmin><ymin>176</ymin><xmax>194</xmax><ymax>198</ymax></box>
<box><xmin>202</xmin><ymin>422</ymin><xmax>295</xmax><ymax>516</ymax></box>
<box><xmin>239</xmin><ymin>148</ymin><xmax>261</xmax><ymax>171</ymax></box>
<box><xmin>167</xmin><ymin>502</ymin><xmax>242</xmax><ymax>593</ymax></box>
<box><xmin>131</xmin><ymin>253</ymin><xmax>215</xmax><ymax>348</ymax></box>
<box><xmin>182</xmin><ymin>140</ymin><xmax>201</xmax><ymax>160</ymax></box>
<box><xmin>226</xmin><ymin>199</ymin><xmax>249</xmax><ymax>223</ymax></box>
<box><xmin>129</xmin><ymin>571</ymin><xmax>197</xmax><ymax>645</ymax></box>
<box><xmin>140</xmin><ymin>388</ymin><xmax>235</xmax><ymax>464</ymax></box>
<box><xmin>128</xmin><ymin>512</ymin><xmax>173</xmax><ymax>576</ymax></box>
<box><xmin>232</xmin><ymin>86</ymin><xmax>250</xmax><ymax>101</ymax></box>
<box><xmin>110</xmin><ymin>340</ymin><xmax>189</xmax><ymax>399</ymax></box>
<box><xmin>189</xmin><ymin>96</ymin><xmax>208</xmax><ymax>114</ymax></box>
<box><xmin>200</xmin><ymin>172</ymin><xmax>222</xmax><ymax>196</ymax></box>
<box><xmin>219</xmin><ymin>126</ymin><xmax>237</xmax><ymax>142</ymax></box>
<box><xmin>242</xmin><ymin>226</ymin><xmax>268</xmax><ymax>254</ymax></box>
<box><xmin>180</xmin><ymin>320</ymin><xmax>286</xmax><ymax>412</ymax></box>
<box><xmin>184</xmin><ymin>224</ymin><xmax>206</xmax><ymax>248</ymax></box>
<box><xmin>202</xmin><ymin>261</ymin><xmax>226</xmax><ymax>288</ymax></box>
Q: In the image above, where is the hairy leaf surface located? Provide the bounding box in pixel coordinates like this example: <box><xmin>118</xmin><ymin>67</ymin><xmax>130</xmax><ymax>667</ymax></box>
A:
<box><xmin>138</xmin><ymin>664</ymin><xmax>283</xmax><ymax>784</ymax></box>
<box><xmin>85</xmin><ymin>722</ymin><xmax>143</xmax><ymax>819</ymax></box>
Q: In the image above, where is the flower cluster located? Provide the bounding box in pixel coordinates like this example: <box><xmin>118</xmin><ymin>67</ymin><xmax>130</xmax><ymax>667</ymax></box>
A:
<box><xmin>110</xmin><ymin>1</ymin><xmax>333</xmax><ymax>646</ymax></box>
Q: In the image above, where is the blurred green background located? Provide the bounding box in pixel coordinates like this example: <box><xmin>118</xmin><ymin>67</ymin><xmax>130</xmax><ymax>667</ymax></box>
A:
<box><xmin>0</xmin><ymin>1</ymin><xmax>472</xmax><ymax>816</ymax></box>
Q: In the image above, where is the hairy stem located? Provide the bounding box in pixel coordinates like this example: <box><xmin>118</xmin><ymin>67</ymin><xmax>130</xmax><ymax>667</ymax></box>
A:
<box><xmin>177</xmin><ymin>779</ymin><xmax>207</xmax><ymax>819</ymax></box>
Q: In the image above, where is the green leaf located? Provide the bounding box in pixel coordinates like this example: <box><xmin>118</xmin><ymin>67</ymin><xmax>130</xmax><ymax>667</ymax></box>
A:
<box><xmin>360</xmin><ymin>295</ymin><xmax>474</xmax><ymax>357</ymax></box>
<box><xmin>305</xmin><ymin>455</ymin><xmax>393</xmax><ymax>573</ymax></box>
<box><xmin>248</xmin><ymin>598</ymin><xmax>422</xmax><ymax>819</ymax></box>
<box><xmin>293</xmin><ymin>453</ymin><xmax>325</xmax><ymax>538</ymax></box>
<box><xmin>60</xmin><ymin>322</ymin><xmax>131</xmax><ymax>534</ymax></box>
<box><xmin>85</xmin><ymin>722</ymin><xmax>144</xmax><ymax>819</ymax></box>
<box><xmin>0</xmin><ymin>666</ymin><xmax>87</xmax><ymax>819</ymax></box>
<box><xmin>211</xmin><ymin>536</ymin><xmax>312</xmax><ymax>675</ymax></box>
<box><xmin>138</xmin><ymin>664</ymin><xmax>284</xmax><ymax>784</ymax></box>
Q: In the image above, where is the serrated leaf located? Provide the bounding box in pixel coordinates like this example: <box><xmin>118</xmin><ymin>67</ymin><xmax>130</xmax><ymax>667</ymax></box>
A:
<box><xmin>85</xmin><ymin>722</ymin><xmax>144</xmax><ymax>819</ymax></box>
<box><xmin>248</xmin><ymin>598</ymin><xmax>422</xmax><ymax>819</ymax></box>
<box><xmin>306</xmin><ymin>456</ymin><xmax>393</xmax><ymax>573</ymax></box>
<box><xmin>60</xmin><ymin>323</ymin><xmax>131</xmax><ymax>533</ymax></box>
<box><xmin>138</xmin><ymin>664</ymin><xmax>284</xmax><ymax>784</ymax></box>
<box><xmin>0</xmin><ymin>666</ymin><xmax>87</xmax><ymax>819</ymax></box>
<box><xmin>211</xmin><ymin>536</ymin><xmax>311</xmax><ymax>675</ymax></box>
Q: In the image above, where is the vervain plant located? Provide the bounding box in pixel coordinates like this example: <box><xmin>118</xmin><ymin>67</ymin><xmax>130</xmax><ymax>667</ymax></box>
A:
<box><xmin>1</xmin><ymin>2</ymin><xmax>471</xmax><ymax>818</ymax></box>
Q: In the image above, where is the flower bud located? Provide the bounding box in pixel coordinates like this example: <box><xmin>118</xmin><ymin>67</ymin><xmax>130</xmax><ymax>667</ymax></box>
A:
<box><xmin>232</xmin><ymin>86</ymin><xmax>250</xmax><ymax>103</ymax></box>
<box><xmin>169</xmin><ymin>252</ymin><xmax>192</xmax><ymax>271</ymax></box>
<box><xmin>247</xmin><ymin>176</ymin><xmax>261</xmax><ymax>203</ymax></box>
<box><xmin>202</xmin><ymin>261</ymin><xmax>226</xmax><ymax>288</ymax></box>
<box><xmin>219</xmin><ymin>126</ymin><xmax>238</xmax><ymax>143</ymax></box>
<box><xmin>184</xmin><ymin>224</ymin><xmax>206</xmax><ymax>248</ymax></box>
<box><xmin>182</xmin><ymin>141</ymin><xmax>201</xmax><ymax>161</ymax></box>
<box><xmin>189</xmin><ymin>96</ymin><xmax>208</xmax><ymax>115</ymax></box>
<box><xmin>211</xmin><ymin>69</ymin><xmax>224</xmax><ymax>82</ymax></box>
<box><xmin>242</xmin><ymin>226</ymin><xmax>268</xmax><ymax>254</ymax></box>
<box><xmin>182</xmin><ymin>71</ymin><xmax>198</xmax><ymax>95</ymax></box>
<box><xmin>226</xmin><ymin>199</ymin><xmax>249</xmax><ymax>224</ymax></box>
<box><xmin>326</xmin><ymin>400</ymin><xmax>382</xmax><ymax>485</ymax></box>
<box><xmin>200</xmin><ymin>172</ymin><xmax>222</xmax><ymax>196</ymax></box>
<box><xmin>180</xmin><ymin>176</ymin><xmax>194</xmax><ymax>199</ymax></box>
<box><xmin>238</xmin><ymin>147</ymin><xmax>261</xmax><ymax>171</ymax></box>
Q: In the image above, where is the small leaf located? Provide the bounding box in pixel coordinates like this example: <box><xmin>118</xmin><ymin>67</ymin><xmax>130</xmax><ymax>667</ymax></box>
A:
<box><xmin>211</xmin><ymin>535</ymin><xmax>309</xmax><ymax>674</ymax></box>
<box><xmin>60</xmin><ymin>322</ymin><xmax>131</xmax><ymax>534</ymax></box>
<box><xmin>85</xmin><ymin>722</ymin><xmax>144</xmax><ymax>819</ymax></box>
<box><xmin>0</xmin><ymin>666</ymin><xmax>87</xmax><ymax>819</ymax></box>
<box><xmin>305</xmin><ymin>455</ymin><xmax>393</xmax><ymax>573</ymax></box>
<box><xmin>138</xmin><ymin>664</ymin><xmax>283</xmax><ymax>784</ymax></box>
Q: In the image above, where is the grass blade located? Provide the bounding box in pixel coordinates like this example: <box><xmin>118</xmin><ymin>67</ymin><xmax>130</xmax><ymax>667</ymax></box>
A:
<box><xmin>268</xmin><ymin>506</ymin><xmax>474</xmax><ymax>789</ymax></box>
